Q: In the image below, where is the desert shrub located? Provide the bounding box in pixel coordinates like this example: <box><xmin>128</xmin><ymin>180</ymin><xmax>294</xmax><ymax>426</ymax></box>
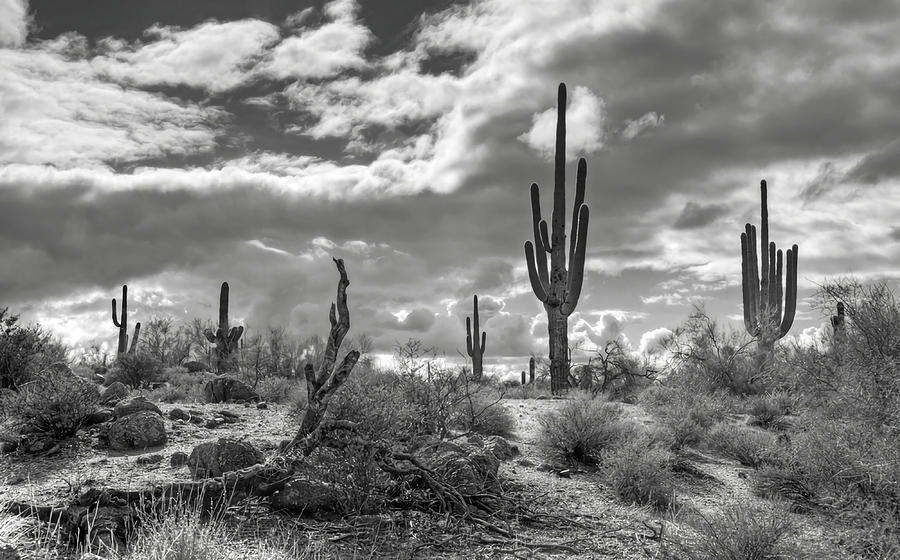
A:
<box><xmin>128</xmin><ymin>502</ymin><xmax>313</xmax><ymax>560</ymax></box>
<box><xmin>746</xmin><ymin>395</ymin><xmax>788</xmax><ymax>431</ymax></box>
<box><xmin>0</xmin><ymin>368</ymin><xmax>99</xmax><ymax>439</ymax></box>
<box><xmin>255</xmin><ymin>376</ymin><xmax>304</xmax><ymax>404</ymax></box>
<box><xmin>538</xmin><ymin>395</ymin><xmax>630</xmax><ymax>465</ymax></box>
<box><xmin>106</xmin><ymin>353</ymin><xmax>163</xmax><ymax>389</ymax></box>
<box><xmin>0</xmin><ymin>308</ymin><xmax>67</xmax><ymax>390</ymax></box>
<box><xmin>451</xmin><ymin>390</ymin><xmax>515</xmax><ymax>437</ymax></box>
<box><xmin>705</xmin><ymin>423</ymin><xmax>779</xmax><ymax>469</ymax></box>
<box><xmin>675</xmin><ymin>503</ymin><xmax>794</xmax><ymax>560</ymax></box>
<box><xmin>662</xmin><ymin>306</ymin><xmax>761</xmax><ymax>395</ymax></box>
<box><xmin>603</xmin><ymin>435</ymin><xmax>675</xmax><ymax>510</ymax></box>
<box><xmin>752</xmin><ymin>466</ymin><xmax>817</xmax><ymax>512</ymax></box>
<box><xmin>640</xmin><ymin>385</ymin><xmax>728</xmax><ymax>450</ymax></box>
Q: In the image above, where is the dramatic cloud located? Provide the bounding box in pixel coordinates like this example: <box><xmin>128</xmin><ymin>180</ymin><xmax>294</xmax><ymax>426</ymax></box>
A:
<box><xmin>4</xmin><ymin>0</ymin><xmax>900</xmax><ymax>365</ymax></box>
<box><xmin>262</xmin><ymin>0</ymin><xmax>372</xmax><ymax>81</ymax></box>
<box><xmin>0</xmin><ymin>0</ymin><xmax>28</xmax><ymax>47</ymax></box>
<box><xmin>93</xmin><ymin>19</ymin><xmax>281</xmax><ymax>92</ymax></box>
<box><xmin>519</xmin><ymin>86</ymin><xmax>606</xmax><ymax>160</ymax></box>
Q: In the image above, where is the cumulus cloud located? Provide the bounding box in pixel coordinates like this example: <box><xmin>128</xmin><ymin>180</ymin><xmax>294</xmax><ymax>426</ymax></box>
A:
<box><xmin>93</xmin><ymin>20</ymin><xmax>280</xmax><ymax>92</ymax></box>
<box><xmin>0</xmin><ymin>40</ymin><xmax>224</xmax><ymax>168</ymax></box>
<box><xmin>0</xmin><ymin>0</ymin><xmax>28</xmax><ymax>47</ymax></box>
<box><xmin>519</xmin><ymin>86</ymin><xmax>606</xmax><ymax>161</ymax></box>
<box><xmin>261</xmin><ymin>0</ymin><xmax>372</xmax><ymax>81</ymax></box>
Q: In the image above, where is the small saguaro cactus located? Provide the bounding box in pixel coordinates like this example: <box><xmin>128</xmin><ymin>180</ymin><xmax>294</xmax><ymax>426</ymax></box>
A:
<box><xmin>524</xmin><ymin>83</ymin><xmax>590</xmax><ymax>395</ymax></box>
<box><xmin>529</xmin><ymin>356</ymin><xmax>536</xmax><ymax>384</ymax></box>
<box><xmin>521</xmin><ymin>371</ymin><xmax>526</xmax><ymax>385</ymax></box>
<box><xmin>204</xmin><ymin>282</ymin><xmax>244</xmax><ymax>374</ymax></box>
<box><xmin>111</xmin><ymin>284</ymin><xmax>141</xmax><ymax>356</ymax></box>
<box><xmin>466</xmin><ymin>295</ymin><xmax>486</xmax><ymax>381</ymax></box>
<box><xmin>740</xmin><ymin>180</ymin><xmax>798</xmax><ymax>367</ymax></box>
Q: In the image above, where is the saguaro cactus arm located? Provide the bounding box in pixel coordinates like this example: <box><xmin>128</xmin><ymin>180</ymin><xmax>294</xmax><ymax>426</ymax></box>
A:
<box><xmin>112</xmin><ymin>284</ymin><xmax>139</xmax><ymax>355</ymax></box>
<box><xmin>522</xmin><ymin>83</ymin><xmax>590</xmax><ymax>317</ymax></box>
<box><xmin>740</xmin><ymin>180</ymin><xmax>798</xmax><ymax>343</ymax></box>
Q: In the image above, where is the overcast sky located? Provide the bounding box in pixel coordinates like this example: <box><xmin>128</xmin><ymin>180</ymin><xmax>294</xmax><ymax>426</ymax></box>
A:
<box><xmin>3</xmin><ymin>0</ymin><xmax>900</xmax><ymax>373</ymax></box>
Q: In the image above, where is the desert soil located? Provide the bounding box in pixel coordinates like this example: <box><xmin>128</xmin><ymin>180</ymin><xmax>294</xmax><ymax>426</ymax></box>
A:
<box><xmin>0</xmin><ymin>397</ymin><xmax>862</xmax><ymax>559</ymax></box>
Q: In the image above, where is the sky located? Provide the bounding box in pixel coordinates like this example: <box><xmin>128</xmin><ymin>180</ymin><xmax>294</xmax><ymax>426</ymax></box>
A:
<box><xmin>3</xmin><ymin>0</ymin><xmax>900</xmax><ymax>375</ymax></box>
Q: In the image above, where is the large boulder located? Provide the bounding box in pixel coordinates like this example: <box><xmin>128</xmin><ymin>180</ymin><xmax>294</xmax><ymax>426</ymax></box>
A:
<box><xmin>106</xmin><ymin>411</ymin><xmax>167</xmax><ymax>450</ymax></box>
<box><xmin>271</xmin><ymin>478</ymin><xmax>342</xmax><ymax>514</ymax></box>
<box><xmin>187</xmin><ymin>438</ymin><xmax>264</xmax><ymax>479</ymax></box>
<box><xmin>113</xmin><ymin>396</ymin><xmax>162</xmax><ymax>419</ymax></box>
<box><xmin>100</xmin><ymin>382</ymin><xmax>128</xmax><ymax>406</ymax></box>
<box><xmin>203</xmin><ymin>377</ymin><xmax>259</xmax><ymax>404</ymax></box>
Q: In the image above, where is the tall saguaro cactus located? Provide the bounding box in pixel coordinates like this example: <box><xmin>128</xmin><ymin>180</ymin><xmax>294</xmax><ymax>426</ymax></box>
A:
<box><xmin>740</xmin><ymin>180</ymin><xmax>798</xmax><ymax>367</ymax></box>
<box><xmin>204</xmin><ymin>282</ymin><xmax>244</xmax><ymax>373</ymax></box>
<box><xmin>111</xmin><ymin>284</ymin><xmax>141</xmax><ymax>356</ymax></box>
<box><xmin>466</xmin><ymin>295</ymin><xmax>487</xmax><ymax>381</ymax></box>
<box><xmin>524</xmin><ymin>83</ymin><xmax>590</xmax><ymax>395</ymax></box>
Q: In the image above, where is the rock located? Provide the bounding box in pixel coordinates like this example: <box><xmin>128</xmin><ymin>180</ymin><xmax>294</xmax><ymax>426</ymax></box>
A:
<box><xmin>484</xmin><ymin>436</ymin><xmax>519</xmax><ymax>461</ymax></box>
<box><xmin>214</xmin><ymin>409</ymin><xmax>240</xmax><ymax>423</ymax></box>
<box><xmin>83</xmin><ymin>409</ymin><xmax>113</xmax><ymax>427</ymax></box>
<box><xmin>516</xmin><ymin>458</ymin><xmax>535</xmax><ymax>468</ymax></box>
<box><xmin>257</xmin><ymin>402</ymin><xmax>268</xmax><ymax>410</ymax></box>
<box><xmin>135</xmin><ymin>453</ymin><xmax>163</xmax><ymax>465</ymax></box>
<box><xmin>114</xmin><ymin>396</ymin><xmax>162</xmax><ymax>419</ymax></box>
<box><xmin>168</xmin><ymin>408</ymin><xmax>191</xmax><ymax>422</ymax></box>
<box><xmin>183</xmin><ymin>361</ymin><xmax>206</xmax><ymax>373</ymax></box>
<box><xmin>106</xmin><ymin>411</ymin><xmax>167</xmax><ymax>450</ymax></box>
<box><xmin>0</xmin><ymin>441</ymin><xmax>17</xmax><ymax>453</ymax></box>
<box><xmin>187</xmin><ymin>438</ymin><xmax>264</xmax><ymax>479</ymax></box>
<box><xmin>271</xmin><ymin>478</ymin><xmax>342</xmax><ymax>514</ymax></box>
<box><xmin>100</xmin><ymin>382</ymin><xmax>128</xmax><ymax>405</ymax></box>
<box><xmin>203</xmin><ymin>377</ymin><xmax>259</xmax><ymax>404</ymax></box>
<box><xmin>204</xmin><ymin>418</ymin><xmax>224</xmax><ymax>429</ymax></box>
<box><xmin>170</xmin><ymin>451</ymin><xmax>189</xmax><ymax>467</ymax></box>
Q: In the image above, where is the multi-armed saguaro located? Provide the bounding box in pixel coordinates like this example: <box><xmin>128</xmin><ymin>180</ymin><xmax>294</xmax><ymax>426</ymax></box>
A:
<box><xmin>740</xmin><ymin>180</ymin><xmax>798</xmax><ymax>366</ymax></box>
<box><xmin>466</xmin><ymin>295</ymin><xmax>487</xmax><ymax>381</ymax></box>
<box><xmin>204</xmin><ymin>282</ymin><xmax>244</xmax><ymax>373</ymax></box>
<box><xmin>524</xmin><ymin>83</ymin><xmax>590</xmax><ymax>395</ymax></box>
<box><xmin>111</xmin><ymin>284</ymin><xmax>140</xmax><ymax>357</ymax></box>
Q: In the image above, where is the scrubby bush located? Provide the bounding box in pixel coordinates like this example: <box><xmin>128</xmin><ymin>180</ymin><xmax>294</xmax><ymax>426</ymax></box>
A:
<box><xmin>603</xmin><ymin>435</ymin><xmax>675</xmax><ymax>510</ymax></box>
<box><xmin>639</xmin><ymin>385</ymin><xmax>728</xmax><ymax>450</ymax></box>
<box><xmin>705</xmin><ymin>423</ymin><xmax>779</xmax><ymax>469</ymax></box>
<box><xmin>255</xmin><ymin>375</ymin><xmax>304</xmax><ymax>404</ymax></box>
<box><xmin>452</xmin><ymin>390</ymin><xmax>515</xmax><ymax>437</ymax></box>
<box><xmin>746</xmin><ymin>395</ymin><xmax>788</xmax><ymax>431</ymax></box>
<box><xmin>675</xmin><ymin>503</ymin><xmax>794</xmax><ymax>560</ymax></box>
<box><xmin>106</xmin><ymin>353</ymin><xmax>163</xmax><ymax>389</ymax></box>
<box><xmin>0</xmin><ymin>367</ymin><xmax>99</xmax><ymax>439</ymax></box>
<box><xmin>538</xmin><ymin>395</ymin><xmax>630</xmax><ymax>465</ymax></box>
<box><xmin>0</xmin><ymin>308</ymin><xmax>68</xmax><ymax>390</ymax></box>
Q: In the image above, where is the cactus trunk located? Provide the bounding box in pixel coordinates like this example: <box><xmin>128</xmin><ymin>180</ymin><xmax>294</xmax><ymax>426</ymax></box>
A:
<box><xmin>112</xmin><ymin>284</ymin><xmax>141</xmax><ymax>357</ymax></box>
<box><xmin>204</xmin><ymin>282</ymin><xmax>244</xmax><ymax>374</ymax></box>
<box><xmin>466</xmin><ymin>295</ymin><xmax>487</xmax><ymax>381</ymax></box>
<box><xmin>523</xmin><ymin>83</ymin><xmax>590</xmax><ymax>395</ymax></box>
<box><xmin>740</xmin><ymin>180</ymin><xmax>798</xmax><ymax>371</ymax></box>
<box><xmin>529</xmin><ymin>356</ymin><xmax>535</xmax><ymax>384</ymax></box>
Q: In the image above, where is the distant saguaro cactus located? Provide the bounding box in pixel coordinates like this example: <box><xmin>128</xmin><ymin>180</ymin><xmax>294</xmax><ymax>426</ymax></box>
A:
<box><xmin>831</xmin><ymin>301</ymin><xmax>846</xmax><ymax>351</ymax></box>
<box><xmin>740</xmin><ymin>180</ymin><xmax>798</xmax><ymax>367</ymax></box>
<box><xmin>111</xmin><ymin>284</ymin><xmax>141</xmax><ymax>356</ymax></box>
<box><xmin>204</xmin><ymin>282</ymin><xmax>244</xmax><ymax>373</ymax></box>
<box><xmin>529</xmin><ymin>356</ymin><xmax>535</xmax><ymax>384</ymax></box>
<box><xmin>524</xmin><ymin>83</ymin><xmax>590</xmax><ymax>395</ymax></box>
<box><xmin>466</xmin><ymin>295</ymin><xmax>486</xmax><ymax>381</ymax></box>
